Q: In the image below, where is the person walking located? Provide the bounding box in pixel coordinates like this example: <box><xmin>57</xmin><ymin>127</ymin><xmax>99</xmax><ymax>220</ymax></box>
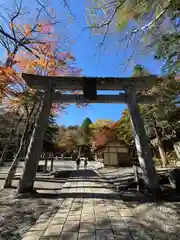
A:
<box><xmin>84</xmin><ymin>158</ymin><xmax>88</xmax><ymax>169</ymax></box>
<box><xmin>72</xmin><ymin>150</ymin><xmax>77</xmax><ymax>161</ymax></box>
<box><xmin>76</xmin><ymin>157</ymin><xmax>80</xmax><ymax>170</ymax></box>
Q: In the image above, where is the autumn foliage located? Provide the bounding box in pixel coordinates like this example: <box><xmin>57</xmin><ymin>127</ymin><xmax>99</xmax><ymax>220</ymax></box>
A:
<box><xmin>91</xmin><ymin>120</ymin><xmax>120</xmax><ymax>149</ymax></box>
<box><xmin>0</xmin><ymin>0</ymin><xmax>83</xmax><ymax>115</ymax></box>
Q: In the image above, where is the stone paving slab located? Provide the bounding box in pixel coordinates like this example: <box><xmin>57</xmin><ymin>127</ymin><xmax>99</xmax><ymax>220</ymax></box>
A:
<box><xmin>60</xmin><ymin>231</ymin><xmax>78</xmax><ymax>240</ymax></box>
<box><xmin>22</xmin><ymin>166</ymin><xmax>152</xmax><ymax>240</ymax></box>
<box><xmin>43</xmin><ymin>224</ymin><xmax>63</xmax><ymax>236</ymax></box>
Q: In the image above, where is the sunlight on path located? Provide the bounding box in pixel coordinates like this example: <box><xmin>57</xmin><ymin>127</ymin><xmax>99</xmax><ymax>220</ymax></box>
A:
<box><xmin>22</xmin><ymin>166</ymin><xmax>152</xmax><ymax>240</ymax></box>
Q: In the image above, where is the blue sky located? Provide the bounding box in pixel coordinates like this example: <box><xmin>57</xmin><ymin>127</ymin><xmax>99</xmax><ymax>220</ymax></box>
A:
<box><xmin>0</xmin><ymin>0</ymin><xmax>163</xmax><ymax>127</ymax></box>
<box><xmin>53</xmin><ymin>0</ymin><xmax>162</xmax><ymax>126</ymax></box>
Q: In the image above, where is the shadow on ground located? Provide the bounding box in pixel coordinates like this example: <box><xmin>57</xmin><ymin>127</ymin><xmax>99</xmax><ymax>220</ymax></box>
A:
<box><xmin>0</xmin><ymin>189</ymin><xmax>60</xmax><ymax>240</ymax></box>
<box><xmin>0</xmin><ymin>168</ymin><xmax>180</xmax><ymax>239</ymax></box>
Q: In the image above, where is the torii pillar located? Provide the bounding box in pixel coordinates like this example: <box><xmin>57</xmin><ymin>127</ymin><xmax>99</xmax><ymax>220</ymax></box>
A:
<box><xmin>18</xmin><ymin>86</ymin><xmax>53</xmax><ymax>193</ymax></box>
<box><xmin>126</xmin><ymin>87</ymin><xmax>159</xmax><ymax>191</ymax></box>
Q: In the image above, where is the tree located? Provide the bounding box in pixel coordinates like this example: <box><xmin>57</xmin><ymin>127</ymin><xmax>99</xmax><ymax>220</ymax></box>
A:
<box><xmin>0</xmin><ymin>0</ymin><xmax>59</xmax><ymax>166</ymax></box>
<box><xmin>141</xmin><ymin>105</ymin><xmax>168</xmax><ymax>167</ymax></box>
<box><xmin>88</xmin><ymin>1</ymin><xmax>174</xmax><ymax>36</ymax></box>
<box><xmin>41</xmin><ymin>113</ymin><xmax>59</xmax><ymax>172</ymax></box>
<box><xmin>91</xmin><ymin>119</ymin><xmax>120</xmax><ymax>151</ymax></box>
<box><xmin>16</xmin><ymin>42</ymin><xmax>82</xmax><ymax>193</ymax></box>
<box><xmin>116</xmin><ymin>109</ymin><xmax>133</xmax><ymax>146</ymax></box>
<box><xmin>140</xmin><ymin>79</ymin><xmax>180</xmax><ymax>166</ymax></box>
<box><xmin>87</xmin><ymin>0</ymin><xmax>179</xmax><ymax>73</ymax></box>
<box><xmin>3</xmin><ymin>110</ymin><xmax>37</xmax><ymax>187</ymax></box>
<box><xmin>80</xmin><ymin>117</ymin><xmax>92</xmax><ymax>144</ymax></box>
<box><xmin>57</xmin><ymin>125</ymin><xmax>80</xmax><ymax>153</ymax></box>
<box><xmin>1</xmin><ymin>38</ymin><xmax>79</xmax><ymax>187</ymax></box>
<box><xmin>90</xmin><ymin>119</ymin><xmax>113</xmax><ymax>131</ymax></box>
<box><xmin>134</xmin><ymin>68</ymin><xmax>180</xmax><ymax>166</ymax></box>
<box><xmin>154</xmin><ymin>33</ymin><xmax>180</xmax><ymax>75</ymax></box>
<box><xmin>133</xmin><ymin>64</ymin><xmax>179</xmax><ymax>167</ymax></box>
<box><xmin>81</xmin><ymin>117</ymin><xmax>92</xmax><ymax>134</ymax></box>
<box><xmin>43</xmin><ymin>113</ymin><xmax>59</xmax><ymax>152</ymax></box>
<box><xmin>0</xmin><ymin>96</ymin><xmax>26</xmax><ymax>166</ymax></box>
<box><xmin>0</xmin><ymin>109</ymin><xmax>25</xmax><ymax>161</ymax></box>
<box><xmin>0</xmin><ymin>0</ymin><xmax>57</xmax><ymax>68</ymax></box>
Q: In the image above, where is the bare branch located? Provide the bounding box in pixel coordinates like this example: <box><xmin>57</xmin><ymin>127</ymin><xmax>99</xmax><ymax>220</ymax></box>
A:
<box><xmin>86</xmin><ymin>0</ymin><xmax>126</xmax><ymax>46</ymax></box>
<box><xmin>36</xmin><ymin>0</ymin><xmax>56</xmax><ymax>20</ymax></box>
<box><xmin>94</xmin><ymin>1</ymin><xmax>118</xmax><ymax>11</ymax></box>
<box><xmin>10</xmin><ymin>0</ymin><xmax>23</xmax><ymax>41</ymax></box>
<box><xmin>132</xmin><ymin>3</ymin><xmax>171</xmax><ymax>34</ymax></box>
<box><xmin>124</xmin><ymin>34</ymin><xmax>141</xmax><ymax>71</ymax></box>
<box><xmin>62</xmin><ymin>0</ymin><xmax>76</xmax><ymax>19</ymax></box>
<box><xmin>0</xmin><ymin>27</ymin><xmax>40</xmax><ymax>59</ymax></box>
<box><xmin>0</xmin><ymin>4</ymin><xmax>12</xmax><ymax>22</ymax></box>
<box><xmin>0</xmin><ymin>0</ymin><xmax>59</xmax><ymax>62</ymax></box>
<box><xmin>0</xmin><ymin>35</ymin><xmax>11</xmax><ymax>53</ymax></box>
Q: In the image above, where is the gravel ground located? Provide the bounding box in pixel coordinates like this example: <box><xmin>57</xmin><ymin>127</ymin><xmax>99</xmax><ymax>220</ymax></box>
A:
<box><xmin>131</xmin><ymin>201</ymin><xmax>180</xmax><ymax>240</ymax></box>
<box><xmin>98</xmin><ymin>167</ymin><xmax>180</xmax><ymax>240</ymax></box>
<box><xmin>0</xmin><ymin>161</ymin><xmax>69</xmax><ymax>240</ymax></box>
<box><xmin>0</xmin><ymin>189</ymin><xmax>61</xmax><ymax>240</ymax></box>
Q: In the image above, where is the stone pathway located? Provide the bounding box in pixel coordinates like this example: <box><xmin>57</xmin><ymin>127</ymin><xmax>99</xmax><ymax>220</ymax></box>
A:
<box><xmin>22</xmin><ymin>167</ymin><xmax>152</xmax><ymax>240</ymax></box>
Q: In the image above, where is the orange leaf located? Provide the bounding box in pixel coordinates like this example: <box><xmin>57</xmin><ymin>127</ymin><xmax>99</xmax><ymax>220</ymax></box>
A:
<box><xmin>9</xmin><ymin>22</ymin><xmax>15</xmax><ymax>29</ymax></box>
<box><xmin>24</xmin><ymin>24</ymin><xmax>32</xmax><ymax>36</ymax></box>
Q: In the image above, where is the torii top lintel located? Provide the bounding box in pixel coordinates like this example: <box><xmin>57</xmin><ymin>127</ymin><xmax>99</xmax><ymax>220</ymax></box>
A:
<box><xmin>22</xmin><ymin>73</ymin><xmax>161</xmax><ymax>90</ymax></box>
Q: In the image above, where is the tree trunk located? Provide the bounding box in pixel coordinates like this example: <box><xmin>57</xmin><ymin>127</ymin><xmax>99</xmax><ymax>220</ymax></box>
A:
<box><xmin>126</xmin><ymin>87</ymin><xmax>160</xmax><ymax>192</ymax></box>
<box><xmin>3</xmin><ymin>142</ymin><xmax>25</xmax><ymax>188</ymax></box>
<box><xmin>44</xmin><ymin>155</ymin><xmax>48</xmax><ymax>172</ymax></box>
<box><xmin>3</xmin><ymin>122</ymin><xmax>30</xmax><ymax>188</ymax></box>
<box><xmin>0</xmin><ymin>130</ymin><xmax>14</xmax><ymax>166</ymax></box>
<box><xmin>156</xmin><ymin>137</ymin><xmax>167</xmax><ymax>167</ymax></box>
<box><xmin>50</xmin><ymin>153</ymin><xmax>54</xmax><ymax>171</ymax></box>
<box><xmin>0</xmin><ymin>46</ymin><xmax>22</xmax><ymax>166</ymax></box>
<box><xmin>17</xmin><ymin>89</ymin><xmax>52</xmax><ymax>193</ymax></box>
<box><xmin>20</xmin><ymin>116</ymin><xmax>37</xmax><ymax>160</ymax></box>
<box><xmin>158</xmin><ymin>143</ymin><xmax>167</xmax><ymax>167</ymax></box>
<box><xmin>0</xmin><ymin>110</ymin><xmax>23</xmax><ymax>166</ymax></box>
<box><xmin>153</xmin><ymin>118</ymin><xmax>167</xmax><ymax>167</ymax></box>
<box><xmin>18</xmin><ymin>102</ymin><xmax>39</xmax><ymax>161</ymax></box>
<box><xmin>3</xmin><ymin>102</ymin><xmax>37</xmax><ymax>188</ymax></box>
<box><xmin>5</xmin><ymin>45</ymin><xmax>18</xmax><ymax>67</ymax></box>
<box><xmin>170</xmin><ymin>125</ymin><xmax>180</xmax><ymax>160</ymax></box>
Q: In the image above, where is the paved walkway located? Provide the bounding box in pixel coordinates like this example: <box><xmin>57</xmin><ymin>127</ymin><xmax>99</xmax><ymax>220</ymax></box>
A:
<box><xmin>22</xmin><ymin>166</ymin><xmax>152</xmax><ymax>240</ymax></box>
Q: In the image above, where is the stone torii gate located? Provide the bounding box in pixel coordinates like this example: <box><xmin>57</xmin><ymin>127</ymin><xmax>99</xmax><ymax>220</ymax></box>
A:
<box><xmin>18</xmin><ymin>73</ymin><xmax>160</xmax><ymax>193</ymax></box>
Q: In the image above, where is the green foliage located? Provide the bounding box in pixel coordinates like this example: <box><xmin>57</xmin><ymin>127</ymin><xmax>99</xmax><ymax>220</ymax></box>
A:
<box><xmin>80</xmin><ymin>117</ymin><xmax>93</xmax><ymax>145</ymax></box>
<box><xmin>88</xmin><ymin>0</ymin><xmax>179</xmax><ymax>76</ymax></box>
<box><xmin>132</xmin><ymin>65</ymin><xmax>180</xmax><ymax>139</ymax></box>
<box><xmin>89</xmin><ymin>0</ymin><xmax>176</xmax><ymax>32</ymax></box>
<box><xmin>81</xmin><ymin>117</ymin><xmax>92</xmax><ymax>134</ymax></box>
<box><xmin>43</xmin><ymin>114</ymin><xmax>59</xmax><ymax>152</ymax></box>
<box><xmin>154</xmin><ymin>33</ymin><xmax>180</xmax><ymax>74</ymax></box>
<box><xmin>45</xmin><ymin>114</ymin><xmax>58</xmax><ymax>142</ymax></box>
<box><xmin>116</xmin><ymin>0</ymin><xmax>152</xmax><ymax>30</ymax></box>
<box><xmin>90</xmin><ymin>119</ymin><xmax>113</xmax><ymax>131</ymax></box>
<box><xmin>116</xmin><ymin>109</ymin><xmax>133</xmax><ymax>146</ymax></box>
<box><xmin>133</xmin><ymin>64</ymin><xmax>151</xmax><ymax>76</ymax></box>
<box><xmin>115</xmin><ymin>64</ymin><xmax>180</xmax><ymax>162</ymax></box>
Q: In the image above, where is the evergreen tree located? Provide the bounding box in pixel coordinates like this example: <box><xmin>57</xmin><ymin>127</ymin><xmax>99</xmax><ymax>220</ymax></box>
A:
<box><xmin>43</xmin><ymin>113</ymin><xmax>59</xmax><ymax>152</ymax></box>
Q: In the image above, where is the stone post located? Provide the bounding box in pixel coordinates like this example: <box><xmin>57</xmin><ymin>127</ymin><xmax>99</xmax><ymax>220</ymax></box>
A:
<box><xmin>18</xmin><ymin>87</ymin><xmax>53</xmax><ymax>193</ymax></box>
<box><xmin>125</xmin><ymin>87</ymin><xmax>159</xmax><ymax>191</ymax></box>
